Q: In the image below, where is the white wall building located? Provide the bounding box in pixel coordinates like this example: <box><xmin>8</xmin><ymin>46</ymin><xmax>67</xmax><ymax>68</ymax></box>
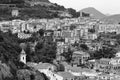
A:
<box><xmin>20</xmin><ymin>49</ymin><xmax>27</xmax><ymax>64</ymax></box>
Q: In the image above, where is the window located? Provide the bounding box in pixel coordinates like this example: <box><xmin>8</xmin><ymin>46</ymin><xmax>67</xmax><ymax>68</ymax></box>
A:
<box><xmin>34</xmin><ymin>26</ymin><xmax>37</xmax><ymax>29</ymax></box>
<box><xmin>118</xmin><ymin>66</ymin><xmax>120</xmax><ymax>69</ymax></box>
<box><xmin>23</xmin><ymin>57</ymin><xmax>24</xmax><ymax>60</ymax></box>
<box><xmin>30</xmin><ymin>75</ymin><xmax>35</xmax><ymax>80</ymax></box>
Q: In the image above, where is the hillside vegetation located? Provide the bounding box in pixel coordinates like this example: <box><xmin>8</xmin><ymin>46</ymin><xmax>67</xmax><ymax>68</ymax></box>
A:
<box><xmin>101</xmin><ymin>14</ymin><xmax>120</xmax><ymax>24</ymax></box>
<box><xmin>80</xmin><ymin>7</ymin><xmax>106</xmax><ymax>19</ymax></box>
<box><xmin>0</xmin><ymin>0</ymin><xmax>80</xmax><ymax>20</ymax></box>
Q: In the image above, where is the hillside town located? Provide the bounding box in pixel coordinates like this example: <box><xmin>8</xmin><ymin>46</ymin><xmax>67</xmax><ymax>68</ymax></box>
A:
<box><xmin>0</xmin><ymin>9</ymin><xmax>120</xmax><ymax>80</ymax></box>
<box><xmin>0</xmin><ymin>0</ymin><xmax>120</xmax><ymax>80</ymax></box>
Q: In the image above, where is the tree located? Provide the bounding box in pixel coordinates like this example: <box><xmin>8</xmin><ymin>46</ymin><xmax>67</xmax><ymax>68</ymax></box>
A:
<box><xmin>61</xmin><ymin>48</ymin><xmax>73</xmax><ymax>63</ymax></box>
<box><xmin>17</xmin><ymin>69</ymin><xmax>32</xmax><ymax>80</ymax></box>
<box><xmin>0</xmin><ymin>63</ymin><xmax>13</xmax><ymax>80</ymax></box>
<box><xmin>17</xmin><ymin>69</ymin><xmax>47</xmax><ymax>80</ymax></box>
<box><xmin>11</xmin><ymin>0</ymin><xmax>25</xmax><ymax>4</ymax></box>
<box><xmin>38</xmin><ymin>29</ymin><xmax>44</xmax><ymax>36</ymax></box>
<box><xmin>34</xmin><ymin>36</ymin><xmax>57</xmax><ymax>63</ymax></box>
<box><xmin>91</xmin><ymin>47</ymin><xmax>117</xmax><ymax>59</ymax></box>
<box><xmin>80</xmin><ymin>44</ymin><xmax>89</xmax><ymax>51</ymax></box>
<box><xmin>88</xmin><ymin>29</ymin><xmax>95</xmax><ymax>33</ymax></box>
<box><xmin>0</xmin><ymin>0</ymin><xmax>24</xmax><ymax>4</ymax></box>
<box><xmin>67</xmin><ymin>8</ymin><xmax>79</xmax><ymax>17</ymax></box>
<box><xmin>34</xmin><ymin>71</ymin><xmax>46</xmax><ymax>80</ymax></box>
<box><xmin>0</xmin><ymin>29</ymin><xmax>57</xmax><ymax>79</ymax></box>
<box><xmin>51</xmin><ymin>12</ymin><xmax>59</xmax><ymax>18</ymax></box>
<box><xmin>70</xmin><ymin>25</ymin><xmax>76</xmax><ymax>30</ymax></box>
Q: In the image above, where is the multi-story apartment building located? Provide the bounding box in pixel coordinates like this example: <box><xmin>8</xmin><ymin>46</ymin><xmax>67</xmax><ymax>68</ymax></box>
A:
<box><xmin>97</xmin><ymin>24</ymin><xmax>120</xmax><ymax>34</ymax></box>
<box><xmin>72</xmin><ymin>51</ymin><xmax>90</xmax><ymax>66</ymax></box>
<box><xmin>94</xmin><ymin>58</ymin><xmax>112</xmax><ymax>72</ymax></box>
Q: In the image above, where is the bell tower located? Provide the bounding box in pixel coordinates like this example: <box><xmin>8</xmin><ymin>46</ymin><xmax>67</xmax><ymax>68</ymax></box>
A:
<box><xmin>20</xmin><ymin>49</ymin><xmax>26</xmax><ymax>64</ymax></box>
<box><xmin>19</xmin><ymin>43</ymin><xmax>27</xmax><ymax>64</ymax></box>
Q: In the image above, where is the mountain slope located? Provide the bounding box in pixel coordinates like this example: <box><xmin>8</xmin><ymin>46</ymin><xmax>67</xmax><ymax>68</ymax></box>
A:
<box><xmin>25</xmin><ymin>0</ymin><xmax>50</xmax><ymax>3</ymax></box>
<box><xmin>0</xmin><ymin>0</ymin><xmax>67</xmax><ymax>20</ymax></box>
<box><xmin>80</xmin><ymin>7</ymin><xmax>106</xmax><ymax>19</ymax></box>
<box><xmin>33</xmin><ymin>0</ymin><xmax>50</xmax><ymax>3</ymax></box>
<box><xmin>0</xmin><ymin>0</ymin><xmax>50</xmax><ymax>4</ymax></box>
<box><xmin>101</xmin><ymin>14</ymin><xmax>120</xmax><ymax>24</ymax></box>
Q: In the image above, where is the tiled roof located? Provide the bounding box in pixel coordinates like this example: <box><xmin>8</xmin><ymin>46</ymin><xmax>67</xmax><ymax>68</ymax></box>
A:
<box><xmin>35</xmin><ymin>63</ymin><xmax>54</xmax><ymax>69</ymax></box>
<box><xmin>112</xmin><ymin>57</ymin><xmax>120</xmax><ymax>60</ymax></box>
<box><xmin>70</xmin><ymin>67</ymin><xmax>94</xmax><ymax>73</ymax></box>
<box><xmin>57</xmin><ymin>72</ymin><xmax>74</xmax><ymax>78</ymax></box>
<box><xmin>98</xmin><ymin>73</ymin><xmax>114</xmax><ymax>77</ymax></box>
<box><xmin>69</xmin><ymin>67</ymin><xmax>83</xmax><ymax>72</ymax></box>
<box><xmin>26</xmin><ymin>62</ymin><xmax>38</xmax><ymax>67</ymax></box>
<box><xmin>73</xmin><ymin>51</ymin><xmax>88</xmax><ymax>55</ymax></box>
<box><xmin>100</xmin><ymin>58</ymin><xmax>111</xmax><ymax>61</ymax></box>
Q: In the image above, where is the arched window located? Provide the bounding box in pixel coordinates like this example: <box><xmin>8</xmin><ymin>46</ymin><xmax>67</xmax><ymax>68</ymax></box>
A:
<box><xmin>23</xmin><ymin>57</ymin><xmax>24</xmax><ymax>60</ymax></box>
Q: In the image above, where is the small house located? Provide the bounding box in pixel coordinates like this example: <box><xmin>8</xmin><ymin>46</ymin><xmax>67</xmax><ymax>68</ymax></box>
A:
<box><xmin>57</xmin><ymin>72</ymin><xmax>75</xmax><ymax>80</ymax></box>
<box><xmin>72</xmin><ymin>51</ymin><xmax>90</xmax><ymax>66</ymax></box>
<box><xmin>11</xmin><ymin>8</ymin><xmax>19</xmax><ymax>17</ymax></box>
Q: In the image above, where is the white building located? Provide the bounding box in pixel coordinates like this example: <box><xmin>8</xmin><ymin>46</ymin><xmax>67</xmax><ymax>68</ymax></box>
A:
<box><xmin>20</xmin><ymin>49</ymin><xmax>27</xmax><ymax>64</ymax></box>
<box><xmin>12</xmin><ymin>9</ymin><xmax>19</xmax><ymax>17</ymax></box>
<box><xmin>116</xmin><ymin>52</ymin><xmax>120</xmax><ymax>58</ymax></box>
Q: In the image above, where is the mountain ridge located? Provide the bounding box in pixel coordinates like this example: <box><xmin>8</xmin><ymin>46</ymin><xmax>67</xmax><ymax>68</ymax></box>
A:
<box><xmin>79</xmin><ymin>7</ymin><xmax>106</xmax><ymax>19</ymax></box>
<box><xmin>25</xmin><ymin>0</ymin><xmax>50</xmax><ymax>3</ymax></box>
<box><xmin>101</xmin><ymin>14</ymin><xmax>120</xmax><ymax>24</ymax></box>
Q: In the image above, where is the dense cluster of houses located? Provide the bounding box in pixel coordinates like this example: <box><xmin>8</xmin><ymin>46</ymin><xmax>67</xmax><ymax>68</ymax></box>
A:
<box><xmin>96</xmin><ymin>24</ymin><xmax>120</xmax><ymax>34</ymax></box>
<box><xmin>0</xmin><ymin>17</ymin><xmax>119</xmax><ymax>40</ymax></box>
<box><xmin>22</xmin><ymin>50</ymin><xmax>120</xmax><ymax>80</ymax></box>
<box><xmin>1</xmin><ymin>17</ymin><xmax>120</xmax><ymax>80</ymax></box>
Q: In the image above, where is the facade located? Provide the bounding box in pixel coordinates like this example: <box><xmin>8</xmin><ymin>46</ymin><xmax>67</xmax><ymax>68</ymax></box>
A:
<box><xmin>57</xmin><ymin>72</ymin><xmax>75</xmax><ymax>80</ymax></box>
<box><xmin>110</xmin><ymin>57</ymin><xmax>120</xmax><ymax>65</ymax></box>
<box><xmin>58</xmin><ymin>11</ymin><xmax>72</xmax><ymax>18</ymax></box>
<box><xmin>87</xmin><ymin>33</ymin><xmax>98</xmax><ymax>40</ymax></box>
<box><xmin>97</xmin><ymin>24</ymin><xmax>120</xmax><ymax>34</ymax></box>
<box><xmin>20</xmin><ymin>49</ymin><xmax>27</xmax><ymax>64</ymax></box>
<box><xmin>115</xmin><ymin>52</ymin><xmax>120</xmax><ymax>57</ymax></box>
<box><xmin>94</xmin><ymin>57</ymin><xmax>120</xmax><ymax>73</ymax></box>
<box><xmin>12</xmin><ymin>9</ymin><xmax>19</xmax><ymax>17</ymax></box>
<box><xmin>0</xmin><ymin>24</ymin><xmax>11</xmax><ymax>33</ymax></box>
<box><xmin>56</xmin><ymin>41</ymin><xmax>65</xmax><ymax>61</ymax></box>
<box><xmin>94</xmin><ymin>58</ymin><xmax>111</xmax><ymax>72</ymax></box>
<box><xmin>72</xmin><ymin>51</ymin><xmax>90</xmax><ymax>66</ymax></box>
<box><xmin>29</xmin><ymin>41</ymin><xmax>38</xmax><ymax>52</ymax></box>
<box><xmin>17</xmin><ymin>32</ymin><xmax>32</xmax><ymax>39</ymax></box>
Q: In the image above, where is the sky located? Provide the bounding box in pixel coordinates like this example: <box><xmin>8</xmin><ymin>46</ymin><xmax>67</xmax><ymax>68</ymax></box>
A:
<box><xmin>49</xmin><ymin>0</ymin><xmax>120</xmax><ymax>15</ymax></box>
